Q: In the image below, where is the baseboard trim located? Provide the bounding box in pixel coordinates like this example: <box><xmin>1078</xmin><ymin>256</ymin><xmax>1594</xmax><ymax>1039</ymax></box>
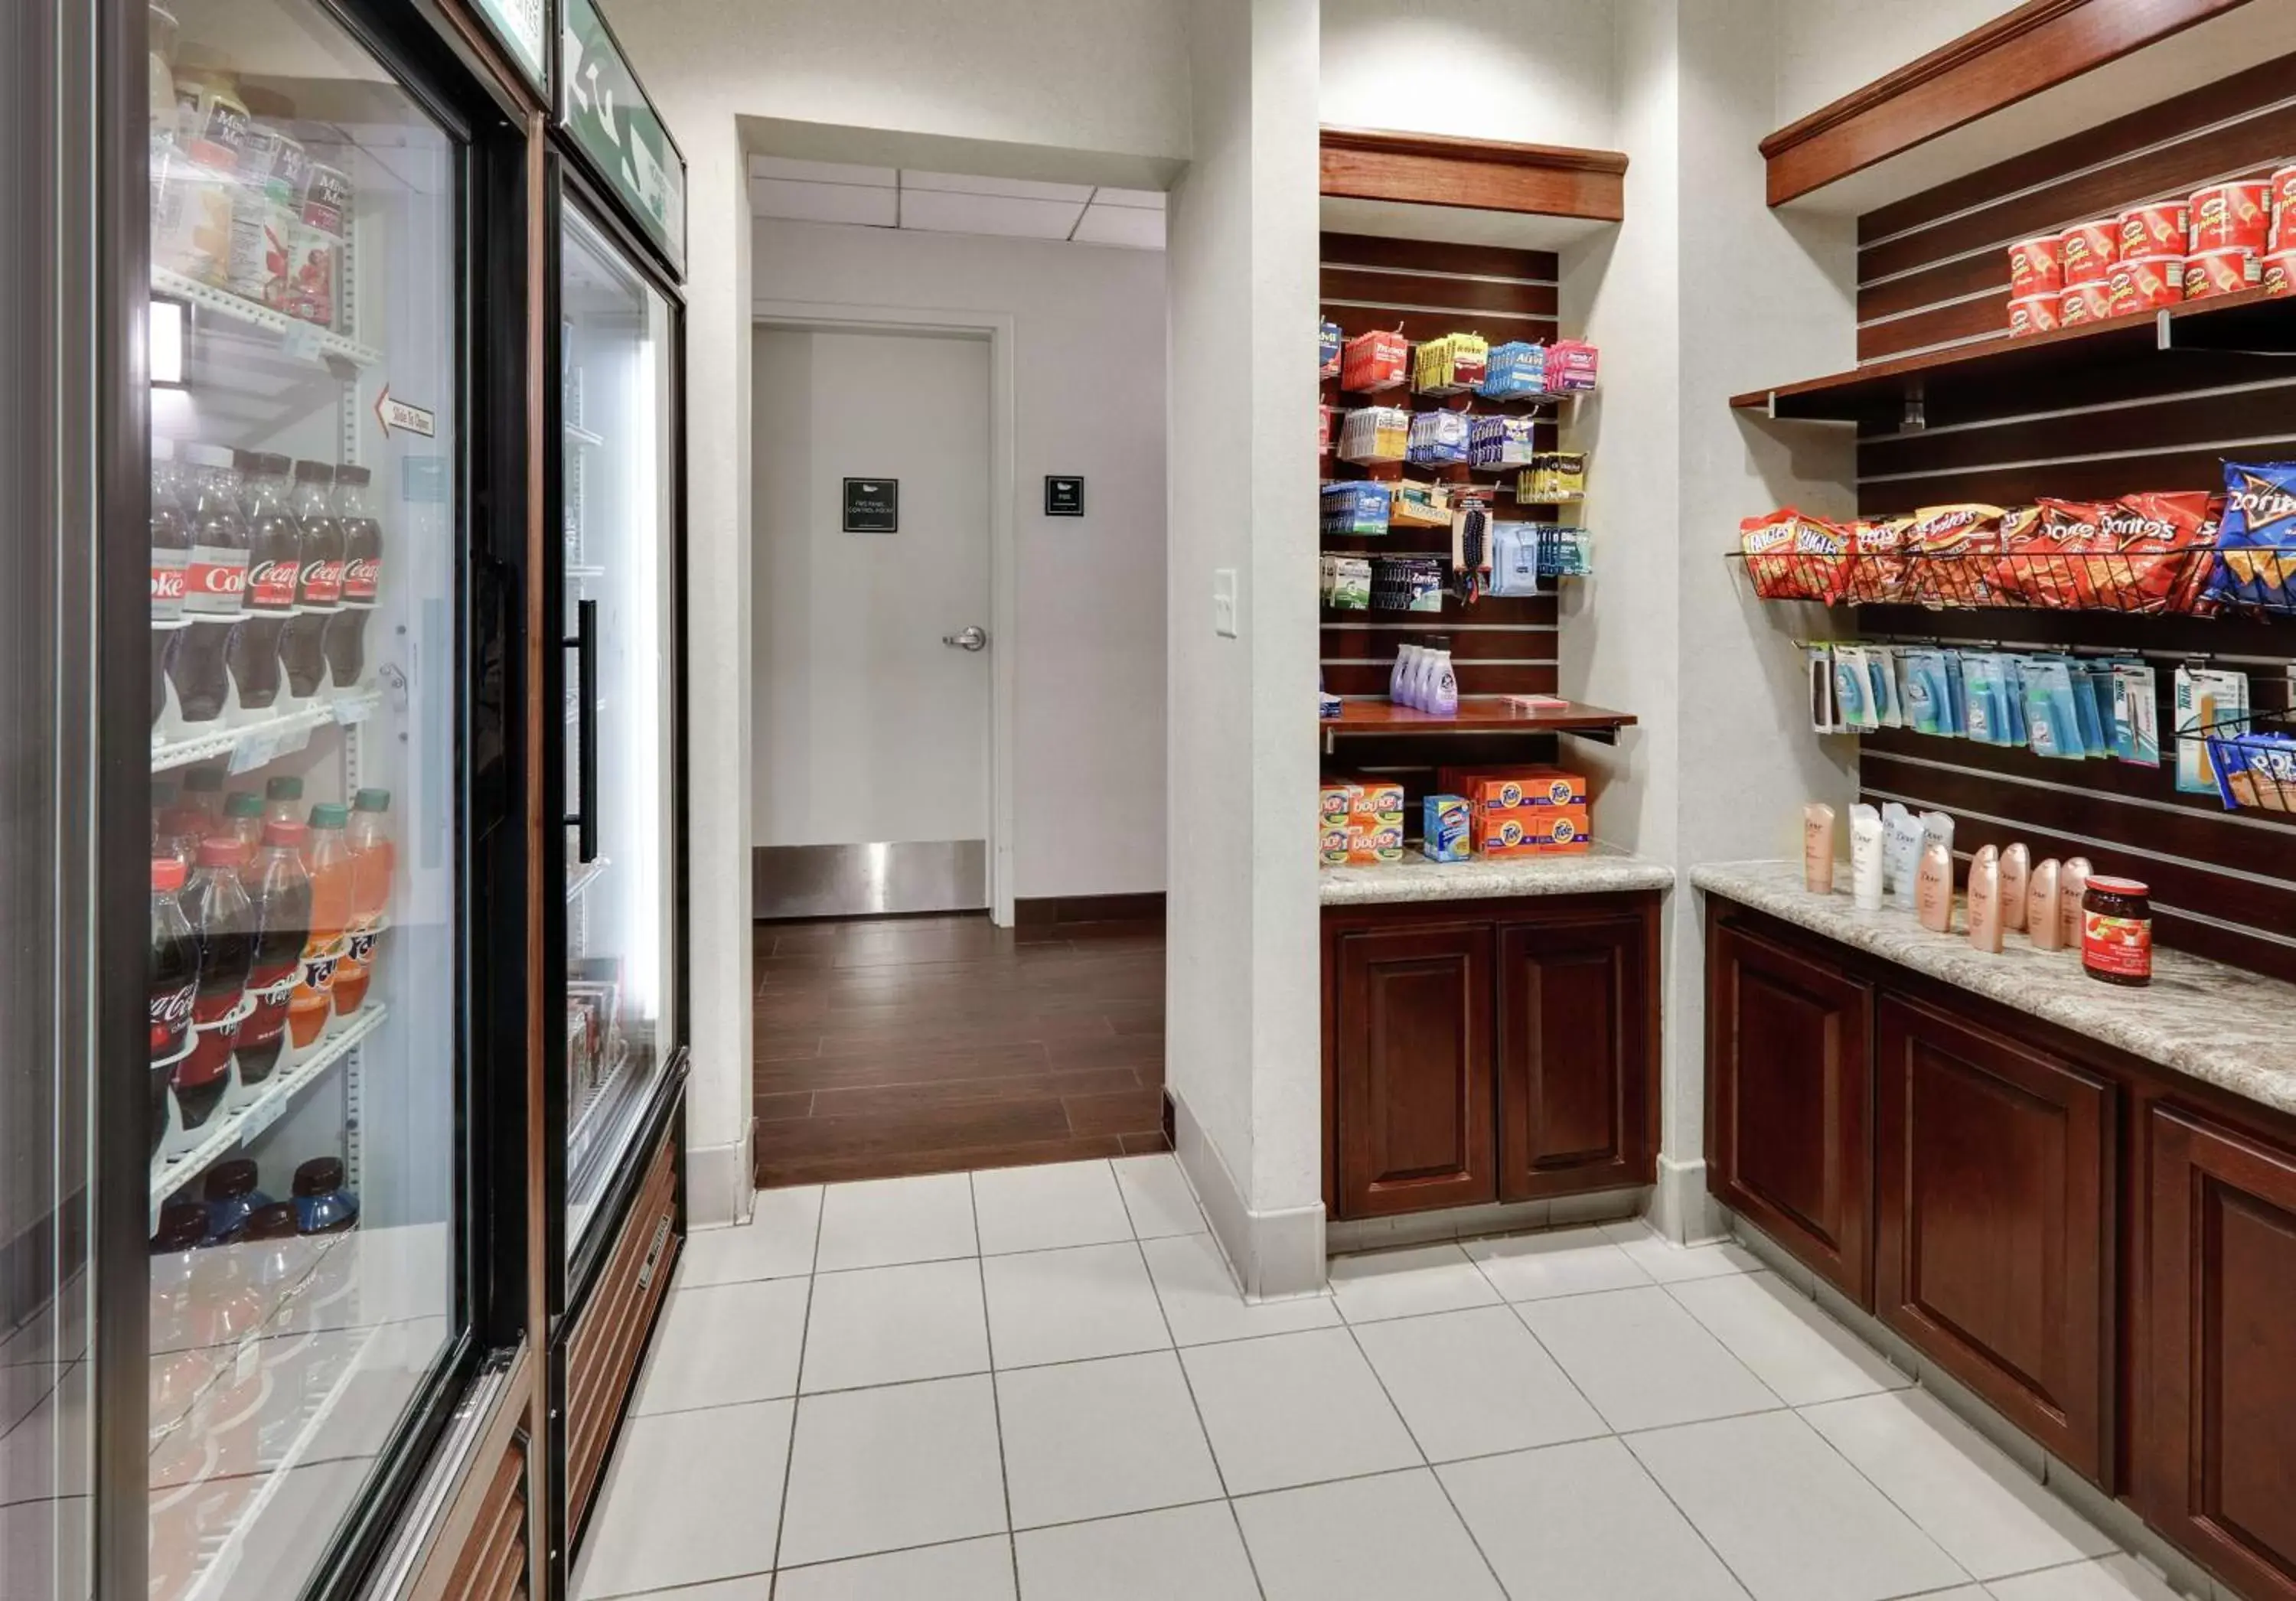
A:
<box><xmin>1169</xmin><ymin>1088</ymin><xmax>1328</xmax><ymax>1302</ymax></box>
<box><xmin>1727</xmin><ymin>1211</ymin><xmax>2224</xmax><ymax>1601</ymax></box>
<box><xmin>1013</xmin><ymin>891</ymin><xmax>1166</xmax><ymax>928</ymax></box>
<box><xmin>1326</xmin><ymin>1185</ymin><xmax>1646</xmax><ymax>1255</ymax></box>
<box><xmin>1650</xmin><ymin>1154</ymin><xmax>1729</xmax><ymax>1245</ymax></box>
<box><xmin>686</xmin><ymin>1136</ymin><xmax>752</xmax><ymax>1229</ymax></box>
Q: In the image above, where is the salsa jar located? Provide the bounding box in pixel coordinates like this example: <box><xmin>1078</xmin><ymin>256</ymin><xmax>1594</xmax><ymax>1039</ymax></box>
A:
<box><xmin>2082</xmin><ymin>876</ymin><xmax>2153</xmax><ymax>986</ymax></box>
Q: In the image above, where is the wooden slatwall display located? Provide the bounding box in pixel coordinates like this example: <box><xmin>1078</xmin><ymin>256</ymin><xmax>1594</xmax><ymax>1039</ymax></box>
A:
<box><xmin>1847</xmin><ymin>58</ymin><xmax>2296</xmax><ymax>982</ymax></box>
<box><xmin>1320</xmin><ymin>233</ymin><xmax>1571</xmax><ymax>794</ymax></box>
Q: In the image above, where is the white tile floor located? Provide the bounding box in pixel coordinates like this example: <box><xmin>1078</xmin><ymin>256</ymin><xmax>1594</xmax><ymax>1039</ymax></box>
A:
<box><xmin>572</xmin><ymin>1157</ymin><xmax>2203</xmax><ymax>1601</ymax></box>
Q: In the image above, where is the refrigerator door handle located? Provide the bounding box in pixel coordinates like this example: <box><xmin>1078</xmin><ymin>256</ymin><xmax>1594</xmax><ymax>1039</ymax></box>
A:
<box><xmin>564</xmin><ymin>597</ymin><xmax>599</xmax><ymax>862</ymax></box>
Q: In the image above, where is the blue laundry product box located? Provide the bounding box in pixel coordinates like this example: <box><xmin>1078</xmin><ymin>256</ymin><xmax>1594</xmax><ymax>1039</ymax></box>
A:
<box><xmin>1424</xmin><ymin>795</ymin><xmax>1472</xmax><ymax>861</ymax></box>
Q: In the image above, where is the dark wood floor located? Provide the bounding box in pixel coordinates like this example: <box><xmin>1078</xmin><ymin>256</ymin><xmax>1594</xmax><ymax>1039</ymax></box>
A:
<box><xmin>752</xmin><ymin>912</ymin><xmax>1169</xmax><ymax>1188</ymax></box>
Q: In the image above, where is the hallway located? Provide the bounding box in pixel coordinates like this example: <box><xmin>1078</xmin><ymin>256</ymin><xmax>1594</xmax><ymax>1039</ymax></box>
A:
<box><xmin>573</xmin><ymin>1159</ymin><xmax>2181</xmax><ymax>1601</ymax></box>
<box><xmin>752</xmin><ymin>916</ymin><xmax>1168</xmax><ymax>1187</ymax></box>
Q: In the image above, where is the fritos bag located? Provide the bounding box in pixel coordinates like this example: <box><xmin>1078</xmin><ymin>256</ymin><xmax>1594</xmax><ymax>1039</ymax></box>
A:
<box><xmin>1900</xmin><ymin>504</ymin><xmax>2005</xmax><ymax>605</ymax></box>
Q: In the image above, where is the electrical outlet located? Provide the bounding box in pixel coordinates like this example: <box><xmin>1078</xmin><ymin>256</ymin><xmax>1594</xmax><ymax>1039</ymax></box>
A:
<box><xmin>1213</xmin><ymin>568</ymin><xmax>1239</xmax><ymax>637</ymax></box>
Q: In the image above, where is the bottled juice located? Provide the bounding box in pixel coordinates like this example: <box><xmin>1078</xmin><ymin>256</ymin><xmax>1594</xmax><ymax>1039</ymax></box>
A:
<box><xmin>333</xmin><ymin>788</ymin><xmax>393</xmax><ymax>1016</ymax></box>
<box><xmin>236</xmin><ymin>819</ymin><xmax>309</xmax><ymax>1085</ymax></box>
<box><xmin>289</xmin><ymin>803</ymin><xmax>351</xmax><ymax>1046</ymax></box>
<box><xmin>262</xmin><ymin>773</ymin><xmax>303</xmax><ymax>830</ymax></box>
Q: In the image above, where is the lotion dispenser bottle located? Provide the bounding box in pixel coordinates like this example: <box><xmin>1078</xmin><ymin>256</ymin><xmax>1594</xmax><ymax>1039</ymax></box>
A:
<box><xmin>1850</xmin><ymin>804</ymin><xmax>1885</xmax><ymax>911</ymax></box>
<box><xmin>2060</xmin><ymin>856</ymin><xmax>2093</xmax><ymax>951</ymax></box>
<box><xmin>1803</xmin><ymin>804</ymin><xmax>1836</xmax><ymax>895</ymax></box>
<box><xmin>1999</xmin><ymin>843</ymin><xmax>2031</xmax><ymax>931</ymax></box>
<box><xmin>2028</xmin><ymin>859</ymin><xmax>2064</xmax><ymax>951</ymax></box>
<box><xmin>1916</xmin><ymin>840</ymin><xmax>1955</xmax><ymax>933</ymax></box>
<box><xmin>1967</xmin><ymin>845</ymin><xmax>2004</xmax><ymax>954</ymax></box>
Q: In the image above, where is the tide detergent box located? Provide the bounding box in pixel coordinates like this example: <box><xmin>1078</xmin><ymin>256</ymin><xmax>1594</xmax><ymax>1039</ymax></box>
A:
<box><xmin>1442</xmin><ymin>765</ymin><xmax>1587</xmax><ymax>816</ymax></box>
<box><xmin>1473</xmin><ymin>804</ymin><xmax>1590</xmax><ymax>856</ymax></box>
<box><xmin>1423</xmin><ymin>795</ymin><xmax>1471</xmax><ymax>862</ymax></box>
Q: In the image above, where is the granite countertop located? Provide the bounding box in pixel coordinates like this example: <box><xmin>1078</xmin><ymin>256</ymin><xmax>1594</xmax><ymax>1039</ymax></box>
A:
<box><xmin>1693</xmin><ymin>859</ymin><xmax>2296</xmax><ymax>1119</ymax></box>
<box><xmin>1320</xmin><ymin>845</ymin><xmax>1675</xmax><ymax>906</ymax></box>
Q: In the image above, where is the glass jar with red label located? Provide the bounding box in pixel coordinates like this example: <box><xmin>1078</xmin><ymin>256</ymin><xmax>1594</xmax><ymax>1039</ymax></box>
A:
<box><xmin>2082</xmin><ymin>876</ymin><xmax>2153</xmax><ymax>986</ymax></box>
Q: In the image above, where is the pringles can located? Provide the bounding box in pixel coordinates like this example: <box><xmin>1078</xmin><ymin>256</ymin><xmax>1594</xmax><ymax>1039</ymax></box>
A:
<box><xmin>2107</xmin><ymin>255</ymin><xmax>2183</xmax><ymax>315</ymax></box>
<box><xmin>2058</xmin><ymin>219</ymin><xmax>2118</xmax><ymax>286</ymax></box>
<box><xmin>2190</xmin><ymin>180</ymin><xmax>2272</xmax><ymax>253</ymax></box>
<box><xmin>2118</xmin><ymin>201</ymin><xmax>2187</xmax><ymax>259</ymax></box>
<box><xmin>2007</xmin><ymin>236</ymin><xmax>2063</xmax><ymax>298</ymax></box>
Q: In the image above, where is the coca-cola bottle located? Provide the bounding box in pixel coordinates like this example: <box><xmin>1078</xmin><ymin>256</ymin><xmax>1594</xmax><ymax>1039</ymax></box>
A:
<box><xmin>230</xmin><ymin>450</ymin><xmax>299</xmax><ymax>710</ymax></box>
<box><xmin>151</xmin><ymin>438</ymin><xmax>191</xmax><ymax>727</ymax></box>
<box><xmin>150</xmin><ymin>856</ymin><xmax>197</xmax><ymax>1162</ymax></box>
<box><xmin>170</xmin><ymin>442</ymin><xmax>247</xmax><ymax>722</ymax></box>
<box><xmin>182</xmin><ymin>836</ymin><xmax>256</xmax><ymax>1114</ymax></box>
<box><xmin>235</xmin><ymin>818</ymin><xmax>310</xmax><ymax>1091</ymax></box>
<box><xmin>280</xmin><ymin>459</ymin><xmax>341</xmax><ymax>699</ymax></box>
<box><xmin>326</xmin><ymin>464</ymin><xmax>381</xmax><ymax>688</ymax></box>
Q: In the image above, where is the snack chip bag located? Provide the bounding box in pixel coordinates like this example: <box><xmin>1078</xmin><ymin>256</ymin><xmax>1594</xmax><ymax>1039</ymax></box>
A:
<box><xmin>1992</xmin><ymin>499</ymin><xmax>2105</xmax><ymax>608</ymax></box>
<box><xmin>2092</xmin><ymin>491</ymin><xmax>2215</xmax><ymax>615</ymax></box>
<box><xmin>1841</xmin><ymin>518</ymin><xmax>1909</xmax><ymax>603</ymax></box>
<box><xmin>1900</xmin><ymin>504</ymin><xmax>2005</xmax><ymax>605</ymax></box>
<box><xmin>1740</xmin><ymin>509</ymin><xmax>1848</xmax><ymax>603</ymax></box>
<box><xmin>2207</xmin><ymin>461</ymin><xmax>2296</xmax><ymax>612</ymax></box>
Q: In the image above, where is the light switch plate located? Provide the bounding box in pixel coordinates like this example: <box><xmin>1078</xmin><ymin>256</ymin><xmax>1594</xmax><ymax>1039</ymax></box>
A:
<box><xmin>1213</xmin><ymin>568</ymin><xmax>1238</xmax><ymax>637</ymax></box>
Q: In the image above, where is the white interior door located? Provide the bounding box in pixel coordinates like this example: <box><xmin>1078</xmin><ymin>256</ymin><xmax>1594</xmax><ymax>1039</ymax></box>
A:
<box><xmin>753</xmin><ymin>326</ymin><xmax>993</xmax><ymax>911</ymax></box>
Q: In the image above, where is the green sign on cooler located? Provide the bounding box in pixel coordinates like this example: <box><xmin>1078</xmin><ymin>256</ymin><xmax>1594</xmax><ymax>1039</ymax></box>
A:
<box><xmin>560</xmin><ymin>0</ymin><xmax>686</xmax><ymax>272</ymax></box>
<box><xmin>471</xmin><ymin>0</ymin><xmax>547</xmax><ymax>97</ymax></box>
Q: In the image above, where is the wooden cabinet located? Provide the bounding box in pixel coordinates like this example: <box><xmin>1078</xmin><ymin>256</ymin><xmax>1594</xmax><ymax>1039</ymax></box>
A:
<box><xmin>1707</xmin><ymin>914</ymin><xmax>1874</xmax><ymax>1303</ymax></box>
<box><xmin>566</xmin><ymin>1127</ymin><xmax>681</xmax><ymax>1541</ymax></box>
<box><xmin>1332</xmin><ymin>921</ymin><xmax>1495</xmax><ymax>1217</ymax></box>
<box><xmin>2138</xmin><ymin>1105</ymin><xmax>2296</xmax><ymax>1601</ymax></box>
<box><xmin>1495</xmin><ymin>912</ymin><xmax>1653</xmax><ymax>1202</ymax></box>
<box><xmin>1322</xmin><ymin>893</ymin><xmax>1658</xmax><ymax>1221</ymax></box>
<box><xmin>1874</xmin><ymin>994</ymin><xmax>2116</xmax><ymax>1484</ymax></box>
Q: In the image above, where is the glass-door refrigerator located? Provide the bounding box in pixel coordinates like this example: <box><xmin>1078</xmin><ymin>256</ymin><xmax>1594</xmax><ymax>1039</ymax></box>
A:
<box><xmin>543</xmin><ymin>0</ymin><xmax>688</xmax><ymax>1579</ymax></box>
<box><xmin>1</xmin><ymin>2</ymin><xmax>532</xmax><ymax>1597</ymax></box>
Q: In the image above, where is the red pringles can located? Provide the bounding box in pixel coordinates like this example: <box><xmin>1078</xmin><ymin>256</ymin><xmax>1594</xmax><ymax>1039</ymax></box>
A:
<box><xmin>2007</xmin><ymin>295</ymin><xmax>2060</xmax><ymax>337</ymax></box>
<box><xmin>2190</xmin><ymin>180</ymin><xmax>2272</xmax><ymax>253</ymax></box>
<box><xmin>2118</xmin><ymin>202</ymin><xmax>2187</xmax><ymax>259</ymax></box>
<box><xmin>2007</xmin><ymin>236</ymin><xmax>2062</xmax><ymax>297</ymax></box>
<box><xmin>2264</xmin><ymin>252</ymin><xmax>2295</xmax><ymax>299</ymax></box>
<box><xmin>2058</xmin><ymin>282</ymin><xmax>2115</xmax><ymax>326</ymax></box>
<box><xmin>2272</xmin><ymin>165</ymin><xmax>2296</xmax><ymax>251</ymax></box>
<box><xmin>2185</xmin><ymin>247</ymin><xmax>2255</xmax><ymax>301</ymax></box>
<box><xmin>2058</xmin><ymin>219</ymin><xmax>2118</xmax><ymax>286</ymax></box>
<box><xmin>2107</xmin><ymin>255</ymin><xmax>2183</xmax><ymax>315</ymax></box>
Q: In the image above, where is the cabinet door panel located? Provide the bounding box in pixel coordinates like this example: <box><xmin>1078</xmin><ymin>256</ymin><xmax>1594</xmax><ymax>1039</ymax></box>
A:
<box><xmin>1875</xmin><ymin>996</ymin><xmax>2115</xmax><ymax>1484</ymax></box>
<box><xmin>1495</xmin><ymin>913</ymin><xmax>1652</xmax><ymax>1201</ymax></box>
<box><xmin>1333</xmin><ymin>924</ymin><xmax>1495</xmax><ymax>1218</ymax></box>
<box><xmin>1707</xmin><ymin>915</ymin><xmax>1873</xmax><ymax>1302</ymax></box>
<box><xmin>2139</xmin><ymin>1106</ymin><xmax>2296</xmax><ymax>1601</ymax></box>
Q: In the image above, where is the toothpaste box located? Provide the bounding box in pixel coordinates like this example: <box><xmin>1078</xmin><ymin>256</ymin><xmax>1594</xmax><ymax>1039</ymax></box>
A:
<box><xmin>1423</xmin><ymin>795</ymin><xmax>1471</xmax><ymax>862</ymax></box>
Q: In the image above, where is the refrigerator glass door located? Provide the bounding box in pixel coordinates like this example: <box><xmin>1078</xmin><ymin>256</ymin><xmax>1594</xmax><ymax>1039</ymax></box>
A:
<box><xmin>559</xmin><ymin>202</ymin><xmax>678</xmax><ymax>1264</ymax></box>
<box><xmin>145</xmin><ymin>5</ymin><xmax>465</xmax><ymax>1595</ymax></box>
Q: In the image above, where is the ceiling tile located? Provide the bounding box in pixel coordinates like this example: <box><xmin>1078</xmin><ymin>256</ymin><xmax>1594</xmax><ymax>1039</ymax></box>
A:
<box><xmin>1090</xmin><ymin>186</ymin><xmax>1167</xmax><ymax>210</ymax></box>
<box><xmin>901</xmin><ymin>169</ymin><xmax>1096</xmax><ymax>204</ymax></box>
<box><xmin>748</xmin><ymin>155</ymin><xmax>896</xmax><ymax>187</ymax></box>
<box><xmin>898</xmin><ymin>187</ymin><xmax>1087</xmax><ymax>240</ymax></box>
<box><xmin>1071</xmin><ymin>204</ymin><xmax>1166</xmax><ymax>249</ymax></box>
<box><xmin>749</xmin><ymin>177</ymin><xmax>899</xmax><ymax>227</ymax></box>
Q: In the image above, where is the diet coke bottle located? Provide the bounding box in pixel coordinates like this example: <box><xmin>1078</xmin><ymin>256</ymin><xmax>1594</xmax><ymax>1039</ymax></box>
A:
<box><xmin>151</xmin><ymin>439</ymin><xmax>191</xmax><ymax>727</ymax></box>
<box><xmin>171</xmin><ymin>442</ymin><xmax>246</xmax><ymax>722</ymax></box>
<box><xmin>230</xmin><ymin>451</ymin><xmax>299</xmax><ymax>710</ymax></box>
<box><xmin>325</xmin><ymin>464</ymin><xmax>381</xmax><ymax>687</ymax></box>
<box><xmin>279</xmin><ymin>459</ymin><xmax>341</xmax><ymax>699</ymax></box>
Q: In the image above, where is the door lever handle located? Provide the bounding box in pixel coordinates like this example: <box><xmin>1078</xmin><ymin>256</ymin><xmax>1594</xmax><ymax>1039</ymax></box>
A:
<box><xmin>942</xmin><ymin>625</ymin><xmax>989</xmax><ymax>651</ymax></box>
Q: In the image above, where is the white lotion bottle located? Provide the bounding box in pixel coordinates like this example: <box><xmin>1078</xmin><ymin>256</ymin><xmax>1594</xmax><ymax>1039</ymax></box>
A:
<box><xmin>1851</xmin><ymin>804</ymin><xmax>1885</xmax><ymax>911</ymax></box>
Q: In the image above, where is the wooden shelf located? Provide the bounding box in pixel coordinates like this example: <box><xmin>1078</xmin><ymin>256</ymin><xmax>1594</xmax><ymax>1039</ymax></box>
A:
<box><xmin>1319</xmin><ymin>127</ymin><xmax>1627</xmax><ymax>223</ymax></box>
<box><xmin>1322</xmin><ymin>696</ymin><xmax>1636</xmax><ymax>742</ymax></box>
<box><xmin>1730</xmin><ymin>288</ymin><xmax>2296</xmax><ymax>422</ymax></box>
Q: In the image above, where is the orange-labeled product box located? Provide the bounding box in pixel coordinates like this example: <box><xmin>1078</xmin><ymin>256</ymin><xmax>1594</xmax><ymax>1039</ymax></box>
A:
<box><xmin>1440</xmin><ymin>765</ymin><xmax>1587</xmax><ymax>812</ymax></box>
<box><xmin>1473</xmin><ymin>804</ymin><xmax>1590</xmax><ymax>857</ymax></box>
<box><xmin>1319</xmin><ymin>778</ymin><xmax>1405</xmax><ymax>865</ymax></box>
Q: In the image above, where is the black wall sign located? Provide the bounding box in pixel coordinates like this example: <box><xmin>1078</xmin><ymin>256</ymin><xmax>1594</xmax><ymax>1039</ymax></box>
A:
<box><xmin>843</xmin><ymin>478</ymin><xmax>899</xmax><ymax>533</ymax></box>
<box><xmin>1045</xmin><ymin>475</ymin><xmax>1085</xmax><ymax>517</ymax></box>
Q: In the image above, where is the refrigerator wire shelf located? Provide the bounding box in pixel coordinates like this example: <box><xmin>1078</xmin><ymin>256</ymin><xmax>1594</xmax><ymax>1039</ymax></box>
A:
<box><xmin>152</xmin><ymin>267</ymin><xmax>384</xmax><ymax>369</ymax></box>
<box><xmin>150</xmin><ymin>1003</ymin><xmax>387</xmax><ymax>1229</ymax></box>
<box><xmin>152</xmin><ymin>689</ymin><xmax>382</xmax><ymax>774</ymax></box>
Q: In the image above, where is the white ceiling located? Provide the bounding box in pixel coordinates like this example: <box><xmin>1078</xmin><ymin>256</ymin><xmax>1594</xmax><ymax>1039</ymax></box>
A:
<box><xmin>747</xmin><ymin>156</ymin><xmax>1166</xmax><ymax>249</ymax></box>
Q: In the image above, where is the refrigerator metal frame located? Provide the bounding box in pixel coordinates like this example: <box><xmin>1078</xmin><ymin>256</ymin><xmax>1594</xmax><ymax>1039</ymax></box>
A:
<box><xmin>88</xmin><ymin>1</ymin><xmax>538</xmax><ymax>1594</ymax></box>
